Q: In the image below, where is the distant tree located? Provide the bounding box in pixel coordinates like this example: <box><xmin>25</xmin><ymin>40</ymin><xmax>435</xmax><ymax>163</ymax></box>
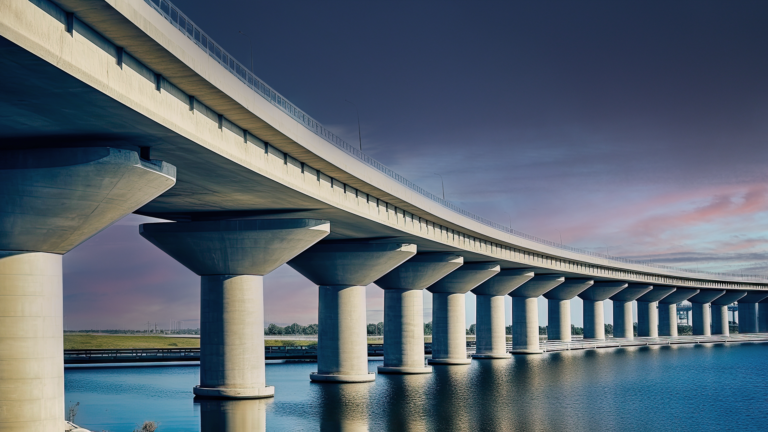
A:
<box><xmin>633</xmin><ymin>322</ymin><xmax>638</xmax><ymax>337</ymax></box>
<box><xmin>367</xmin><ymin>324</ymin><xmax>377</xmax><ymax>335</ymax></box>
<box><xmin>467</xmin><ymin>324</ymin><xmax>476</xmax><ymax>335</ymax></box>
<box><xmin>677</xmin><ymin>324</ymin><xmax>692</xmax><ymax>335</ymax></box>
<box><xmin>424</xmin><ymin>321</ymin><xmax>432</xmax><ymax>336</ymax></box>
<box><xmin>571</xmin><ymin>325</ymin><xmax>583</xmax><ymax>335</ymax></box>
<box><xmin>284</xmin><ymin>323</ymin><xmax>304</xmax><ymax>335</ymax></box>
<box><xmin>303</xmin><ymin>324</ymin><xmax>318</xmax><ymax>335</ymax></box>
<box><xmin>604</xmin><ymin>323</ymin><xmax>613</xmax><ymax>335</ymax></box>
<box><xmin>506</xmin><ymin>325</ymin><xmax>512</xmax><ymax>335</ymax></box>
<box><xmin>266</xmin><ymin>323</ymin><xmax>284</xmax><ymax>335</ymax></box>
<box><xmin>376</xmin><ymin>322</ymin><xmax>384</xmax><ymax>336</ymax></box>
<box><xmin>539</xmin><ymin>326</ymin><xmax>547</xmax><ymax>335</ymax></box>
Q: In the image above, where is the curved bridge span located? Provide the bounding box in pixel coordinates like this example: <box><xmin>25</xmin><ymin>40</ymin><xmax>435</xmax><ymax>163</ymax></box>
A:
<box><xmin>2</xmin><ymin>0</ymin><xmax>768</xmax><ymax>427</ymax></box>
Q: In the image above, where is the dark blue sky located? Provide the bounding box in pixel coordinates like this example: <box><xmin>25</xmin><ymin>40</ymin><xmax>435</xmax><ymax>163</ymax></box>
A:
<box><xmin>64</xmin><ymin>1</ymin><xmax>768</xmax><ymax>329</ymax></box>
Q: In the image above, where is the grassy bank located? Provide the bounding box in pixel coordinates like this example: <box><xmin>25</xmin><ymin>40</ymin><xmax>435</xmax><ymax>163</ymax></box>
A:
<box><xmin>64</xmin><ymin>335</ymin><xmax>200</xmax><ymax>350</ymax></box>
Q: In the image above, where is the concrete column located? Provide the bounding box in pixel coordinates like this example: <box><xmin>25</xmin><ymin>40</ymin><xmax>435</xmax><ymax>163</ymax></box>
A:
<box><xmin>374</xmin><ymin>253</ymin><xmax>464</xmax><ymax>374</ymax></box>
<box><xmin>759</xmin><ymin>300</ymin><xmax>768</xmax><ymax>333</ymax></box>
<box><xmin>288</xmin><ymin>242</ymin><xmax>417</xmax><ymax>382</ymax></box>
<box><xmin>737</xmin><ymin>292</ymin><xmax>768</xmax><ymax>334</ymax></box>
<box><xmin>636</xmin><ymin>286</ymin><xmax>676</xmax><ymax>337</ymax></box>
<box><xmin>711</xmin><ymin>291</ymin><xmax>747</xmax><ymax>335</ymax></box>
<box><xmin>142</xmin><ymin>219</ymin><xmax>330</xmax><ymax>396</ymax></box>
<box><xmin>657</xmin><ymin>288</ymin><xmax>699</xmax><ymax>336</ymax></box>
<box><xmin>426</xmin><ymin>263</ymin><xmax>500</xmax><ymax>365</ymax></box>
<box><xmin>0</xmin><ymin>147</ymin><xmax>175</xmax><ymax>431</ymax></box>
<box><xmin>543</xmin><ymin>279</ymin><xmax>594</xmax><ymax>341</ymax></box>
<box><xmin>610</xmin><ymin>284</ymin><xmax>653</xmax><ymax>340</ymax></box>
<box><xmin>472</xmin><ymin>269</ymin><xmax>534</xmax><ymax>358</ymax></box>
<box><xmin>578</xmin><ymin>282</ymin><xmax>628</xmax><ymax>340</ymax></box>
<box><xmin>689</xmin><ymin>290</ymin><xmax>725</xmax><ymax>336</ymax></box>
<box><xmin>509</xmin><ymin>275</ymin><xmax>564</xmax><ymax>353</ymax></box>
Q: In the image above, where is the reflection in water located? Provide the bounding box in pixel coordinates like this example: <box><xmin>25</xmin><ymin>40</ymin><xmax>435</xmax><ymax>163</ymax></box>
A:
<box><xmin>197</xmin><ymin>398</ymin><xmax>269</xmax><ymax>432</ymax></box>
<box><xmin>64</xmin><ymin>344</ymin><xmax>768</xmax><ymax>431</ymax></box>
<box><xmin>315</xmin><ymin>382</ymin><xmax>372</xmax><ymax>431</ymax></box>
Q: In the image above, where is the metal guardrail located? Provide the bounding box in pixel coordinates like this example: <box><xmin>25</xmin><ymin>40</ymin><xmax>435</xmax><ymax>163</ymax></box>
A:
<box><xmin>64</xmin><ymin>348</ymin><xmax>199</xmax><ymax>364</ymax></box>
<box><xmin>140</xmin><ymin>0</ymin><xmax>767</xmax><ymax>283</ymax></box>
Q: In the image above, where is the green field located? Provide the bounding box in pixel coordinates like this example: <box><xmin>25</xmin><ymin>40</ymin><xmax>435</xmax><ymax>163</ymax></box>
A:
<box><xmin>63</xmin><ymin>334</ymin><xmax>324</xmax><ymax>349</ymax></box>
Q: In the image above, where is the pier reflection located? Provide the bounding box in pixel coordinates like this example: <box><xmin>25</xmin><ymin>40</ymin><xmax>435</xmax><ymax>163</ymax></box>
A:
<box><xmin>316</xmin><ymin>382</ymin><xmax>372</xmax><ymax>431</ymax></box>
<box><xmin>197</xmin><ymin>397</ymin><xmax>269</xmax><ymax>432</ymax></box>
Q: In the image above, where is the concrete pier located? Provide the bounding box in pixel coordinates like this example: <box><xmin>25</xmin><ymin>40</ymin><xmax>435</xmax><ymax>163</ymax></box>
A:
<box><xmin>374</xmin><ymin>253</ymin><xmax>464</xmax><ymax>374</ymax></box>
<box><xmin>760</xmin><ymin>299</ymin><xmax>768</xmax><ymax>333</ymax></box>
<box><xmin>509</xmin><ymin>275</ymin><xmax>564</xmax><ymax>354</ymax></box>
<box><xmin>610</xmin><ymin>284</ymin><xmax>653</xmax><ymax>340</ymax></box>
<box><xmin>141</xmin><ymin>219</ymin><xmax>330</xmax><ymax>397</ymax></box>
<box><xmin>711</xmin><ymin>291</ymin><xmax>747</xmax><ymax>335</ymax></box>
<box><xmin>689</xmin><ymin>290</ymin><xmax>726</xmax><ymax>336</ymax></box>
<box><xmin>737</xmin><ymin>292</ymin><xmax>768</xmax><ymax>334</ymax></box>
<box><xmin>578</xmin><ymin>282</ymin><xmax>628</xmax><ymax>340</ymax></box>
<box><xmin>289</xmin><ymin>242</ymin><xmax>416</xmax><ymax>382</ymax></box>
<box><xmin>0</xmin><ymin>148</ymin><xmax>175</xmax><ymax>430</ymax></box>
<box><xmin>636</xmin><ymin>286</ymin><xmax>676</xmax><ymax>337</ymax></box>
<box><xmin>427</xmin><ymin>263</ymin><xmax>500</xmax><ymax>365</ymax></box>
<box><xmin>542</xmin><ymin>279</ymin><xmax>594</xmax><ymax>342</ymax></box>
<box><xmin>471</xmin><ymin>270</ymin><xmax>535</xmax><ymax>358</ymax></box>
<box><xmin>658</xmin><ymin>288</ymin><xmax>699</xmax><ymax>336</ymax></box>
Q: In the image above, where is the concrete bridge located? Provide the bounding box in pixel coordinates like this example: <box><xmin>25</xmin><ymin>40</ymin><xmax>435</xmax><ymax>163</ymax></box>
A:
<box><xmin>1</xmin><ymin>0</ymin><xmax>768</xmax><ymax>429</ymax></box>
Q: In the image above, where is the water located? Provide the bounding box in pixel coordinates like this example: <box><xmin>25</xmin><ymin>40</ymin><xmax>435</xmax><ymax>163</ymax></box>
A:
<box><xmin>65</xmin><ymin>343</ymin><xmax>768</xmax><ymax>431</ymax></box>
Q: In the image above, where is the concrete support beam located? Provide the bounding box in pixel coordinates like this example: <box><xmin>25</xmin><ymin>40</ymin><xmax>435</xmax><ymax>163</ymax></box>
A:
<box><xmin>636</xmin><ymin>286</ymin><xmax>676</xmax><ymax>337</ymax></box>
<box><xmin>760</xmin><ymin>299</ymin><xmax>768</xmax><ymax>333</ymax></box>
<box><xmin>578</xmin><ymin>282</ymin><xmax>628</xmax><ymax>340</ymax></box>
<box><xmin>710</xmin><ymin>291</ymin><xmax>747</xmax><ymax>335</ymax></box>
<box><xmin>610</xmin><ymin>284</ymin><xmax>653</xmax><ymax>340</ymax></box>
<box><xmin>471</xmin><ymin>270</ymin><xmax>535</xmax><ymax>358</ymax></box>
<box><xmin>427</xmin><ymin>263</ymin><xmax>500</xmax><ymax>365</ymax></box>
<box><xmin>141</xmin><ymin>219</ymin><xmax>330</xmax><ymax>397</ymax></box>
<box><xmin>374</xmin><ymin>253</ymin><xmax>464</xmax><ymax>374</ymax></box>
<box><xmin>658</xmin><ymin>288</ymin><xmax>699</xmax><ymax>336</ymax></box>
<box><xmin>289</xmin><ymin>242</ymin><xmax>417</xmax><ymax>382</ymax></box>
<box><xmin>542</xmin><ymin>279</ymin><xmax>594</xmax><ymax>342</ymax></box>
<box><xmin>737</xmin><ymin>292</ymin><xmax>768</xmax><ymax>334</ymax></box>
<box><xmin>689</xmin><ymin>290</ymin><xmax>726</xmax><ymax>336</ymax></box>
<box><xmin>0</xmin><ymin>148</ymin><xmax>175</xmax><ymax>430</ymax></box>
<box><xmin>509</xmin><ymin>275</ymin><xmax>565</xmax><ymax>354</ymax></box>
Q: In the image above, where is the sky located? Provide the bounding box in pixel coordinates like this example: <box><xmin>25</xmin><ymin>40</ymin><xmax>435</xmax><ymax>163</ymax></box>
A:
<box><xmin>63</xmin><ymin>0</ymin><xmax>768</xmax><ymax>330</ymax></box>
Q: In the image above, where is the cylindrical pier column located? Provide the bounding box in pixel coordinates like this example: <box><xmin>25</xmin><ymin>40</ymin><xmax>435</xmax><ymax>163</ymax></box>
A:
<box><xmin>737</xmin><ymin>292</ymin><xmax>768</xmax><ymax>334</ymax></box>
<box><xmin>509</xmin><ymin>275</ymin><xmax>564</xmax><ymax>353</ymax></box>
<box><xmin>375</xmin><ymin>254</ymin><xmax>463</xmax><ymax>374</ymax></box>
<box><xmin>578</xmin><ymin>282</ymin><xmax>628</xmax><ymax>340</ymax></box>
<box><xmin>710</xmin><ymin>291</ymin><xmax>747</xmax><ymax>336</ymax></box>
<box><xmin>543</xmin><ymin>279</ymin><xmax>593</xmax><ymax>342</ymax></box>
<box><xmin>610</xmin><ymin>284</ymin><xmax>653</xmax><ymax>340</ymax></box>
<box><xmin>472</xmin><ymin>270</ymin><xmax>534</xmax><ymax>358</ymax></box>
<box><xmin>142</xmin><ymin>219</ymin><xmax>331</xmax><ymax>395</ymax></box>
<box><xmin>636</xmin><ymin>286</ymin><xmax>676</xmax><ymax>337</ymax></box>
<box><xmin>427</xmin><ymin>263</ymin><xmax>500</xmax><ymax>365</ymax></box>
<box><xmin>0</xmin><ymin>147</ymin><xmax>176</xmax><ymax>430</ymax></box>
<box><xmin>759</xmin><ymin>300</ymin><xmax>768</xmax><ymax>333</ymax></box>
<box><xmin>690</xmin><ymin>290</ymin><xmax>725</xmax><ymax>336</ymax></box>
<box><xmin>657</xmin><ymin>288</ymin><xmax>699</xmax><ymax>337</ymax></box>
<box><xmin>289</xmin><ymin>242</ymin><xmax>417</xmax><ymax>382</ymax></box>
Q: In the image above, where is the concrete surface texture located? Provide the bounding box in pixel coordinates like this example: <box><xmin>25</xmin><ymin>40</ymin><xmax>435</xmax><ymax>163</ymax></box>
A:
<box><xmin>289</xmin><ymin>242</ymin><xmax>416</xmax><ymax>382</ymax></box>
<box><xmin>510</xmin><ymin>275</ymin><xmax>564</xmax><ymax>353</ymax></box>
<box><xmin>636</xmin><ymin>286</ymin><xmax>676</xmax><ymax>337</ymax></box>
<box><xmin>376</xmin><ymin>253</ymin><xmax>463</xmax><ymax>374</ymax></box>
<box><xmin>139</xmin><ymin>219</ymin><xmax>331</xmax><ymax>276</ymax></box>
<box><xmin>427</xmin><ymin>263</ymin><xmax>499</xmax><ymax>365</ymax></box>
<box><xmin>610</xmin><ymin>284</ymin><xmax>653</xmax><ymax>339</ymax></box>
<box><xmin>472</xmin><ymin>269</ymin><xmax>534</xmax><ymax>358</ymax></box>
<box><xmin>690</xmin><ymin>290</ymin><xmax>726</xmax><ymax>336</ymax></box>
<box><xmin>544</xmin><ymin>279</ymin><xmax>594</xmax><ymax>341</ymax></box>
<box><xmin>658</xmin><ymin>288</ymin><xmax>700</xmax><ymax>336</ymax></box>
<box><xmin>578</xmin><ymin>282</ymin><xmax>628</xmax><ymax>340</ymax></box>
<box><xmin>711</xmin><ymin>291</ymin><xmax>746</xmax><ymax>336</ymax></box>
<box><xmin>140</xmin><ymin>219</ymin><xmax>330</xmax><ymax>397</ymax></box>
<box><xmin>738</xmin><ymin>292</ymin><xmax>768</xmax><ymax>334</ymax></box>
<box><xmin>0</xmin><ymin>147</ymin><xmax>175</xmax><ymax>431</ymax></box>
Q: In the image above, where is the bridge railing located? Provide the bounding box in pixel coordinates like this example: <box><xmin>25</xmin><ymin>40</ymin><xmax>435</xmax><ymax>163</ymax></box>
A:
<box><xmin>142</xmin><ymin>0</ymin><xmax>766</xmax><ymax>283</ymax></box>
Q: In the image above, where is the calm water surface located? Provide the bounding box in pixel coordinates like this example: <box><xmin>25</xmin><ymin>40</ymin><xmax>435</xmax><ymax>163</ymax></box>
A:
<box><xmin>65</xmin><ymin>343</ymin><xmax>768</xmax><ymax>431</ymax></box>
